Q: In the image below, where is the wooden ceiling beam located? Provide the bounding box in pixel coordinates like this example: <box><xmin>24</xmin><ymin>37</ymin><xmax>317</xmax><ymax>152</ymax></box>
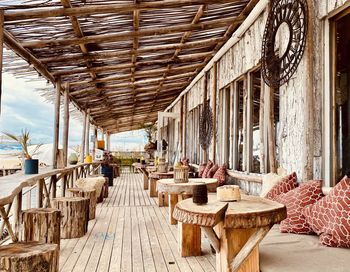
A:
<box><xmin>4</xmin><ymin>0</ymin><xmax>248</xmax><ymax>21</ymax></box>
<box><xmin>39</xmin><ymin>37</ymin><xmax>223</xmax><ymax>64</ymax></box>
<box><xmin>21</xmin><ymin>17</ymin><xmax>240</xmax><ymax>48</ymax></box>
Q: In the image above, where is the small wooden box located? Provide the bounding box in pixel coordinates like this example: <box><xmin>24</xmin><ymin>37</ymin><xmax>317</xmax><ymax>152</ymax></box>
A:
<box><xmin>174</xmin><ymin>166</ymin><xmax>189</xmax><ymax>183</ymax></box>
<box><xmin>217</xmin><ymin>185</ymin><xmax>241</xmax><ymax>202</ymax></box>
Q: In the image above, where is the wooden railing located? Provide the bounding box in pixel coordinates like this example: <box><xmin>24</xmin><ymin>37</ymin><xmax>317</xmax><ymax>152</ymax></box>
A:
<box><xmin>0</xmin><ymin>162</ymin><xmax>102</xmax><ymax>244</ymax></box>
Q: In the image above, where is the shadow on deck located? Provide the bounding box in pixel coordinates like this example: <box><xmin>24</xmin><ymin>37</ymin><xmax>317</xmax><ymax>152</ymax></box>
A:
<box><xmin>60</xmin><ymin>172</ymin><xmax>216</xmax><ymax>272</ymax></box>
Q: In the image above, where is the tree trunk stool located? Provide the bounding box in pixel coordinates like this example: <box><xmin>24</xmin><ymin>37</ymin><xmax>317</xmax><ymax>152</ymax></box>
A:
<box><xmin>52</xmin><ymin>197</ymin><xmax>89</xmax><ymax>239</ymax></box>
<box><xmin>0</xmin><ymin>242</ymin><xmax>59</xmax><ymax>272</ymax></box>
<box><xmin>68</xmin><ymin>188</ymin><xmax>96</xmax><ymax>220</ymax></box>
<box><xmin>158</xmin><ymin>192</ymin><xmax>169</xmax><ymax>207</ymax></box>
<box><xmin>20</xmin><ymin>208</ymin><xmax>61</xmax><ymax>249</ymax></box>
<box><xmin>149</xmin><ymin>177</ymin><xmax>158</xmax><ymax>197</ymax></box>
<box><xmin>75</xmin><ymin>177</ymin><xmax>105</xmax><ymax>203</ymax></box>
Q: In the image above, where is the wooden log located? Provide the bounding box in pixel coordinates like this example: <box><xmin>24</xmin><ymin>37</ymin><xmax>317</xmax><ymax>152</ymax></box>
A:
<box><xmin>149</xmin><ymin>178</ymin><xmax>158</xmax><ymax>197</ymax></box>
<box><xmin>0</xmin><ymin>242</ymin><xmax>59</xmax><ymax>272</ymax></box>
<box><xmin>20</xmin><ymin>208</ymin><xmax>61</xmax><ymax>249</ymax></box>
<box><xmin>68</xmin><ymin>188</ymin><xmax>96</xmax><ymax>220</ymax></box>
<box><xmin>178</xmin><ymin>222</ymin><xmax>201</xmax><ymax>257</ymax></box>
<box><xmin>52</xmin><ymin>197</ymin><xmax>89</xmax><ymax>239</ymax></box>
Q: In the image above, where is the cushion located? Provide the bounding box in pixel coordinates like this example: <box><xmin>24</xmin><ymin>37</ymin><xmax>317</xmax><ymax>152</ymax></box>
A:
<box><xmin>265</xmin><ymin>172</ymin><xmax>298</xmax><ymax>201</ymax></box>
<box><xmin>202</xmin><ymin>160</ymin><xmax>213</xmax><ymax>178</ymax></box>
<box><xmin>260</xmin><ymin>225</ymin><xmax>350</xmax><ymax>272</ymax></box>
<box><xmin>275</xmin><ymin>180</ymin><xmax>324</xmax><ymax>234</ymax></box>
<box><xmin>206</xmin><ymin>164</ymin><xmax>219</xmax><ymax>178</ymax></box>
<box><xmin>181</xmin><ymin>157</ymin><xmax>189</xmax><ymax>166</ymax></box>
<box><xmin>214</xmin><ymin>165</ymin><xmax>227</xmax><ymax>186</ymax></box>
<box><xmin>260</xmin><ymin>173</ymin><xmax>283</xmax><ymax>197</ymax></box>
<box><xmin>303</xmin><ymin>176</ymin><xmax>350</xmax><ymax>248</ymax></box>
<box><xmin>198</xmin><ymin>163</ymin><xmax>207</xmax><ymax>178</ymax></box>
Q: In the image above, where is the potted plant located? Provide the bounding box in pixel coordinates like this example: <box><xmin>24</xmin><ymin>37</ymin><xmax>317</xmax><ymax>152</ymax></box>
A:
<box><xmin>2</xmin><ymin>129</ymin><xmax>42</xmax><ymax>174</ymax></box>
<box><xmin>142</xmin><ymin>123</ymin><xmax>157</xmax><ymax>160</ymax></box>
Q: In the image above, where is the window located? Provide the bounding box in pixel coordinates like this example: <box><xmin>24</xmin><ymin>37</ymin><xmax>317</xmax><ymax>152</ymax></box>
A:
<box><xmin>331</xmin><ymin>10</ymin><xmax>350</xmax><ymax>183</ymax></box>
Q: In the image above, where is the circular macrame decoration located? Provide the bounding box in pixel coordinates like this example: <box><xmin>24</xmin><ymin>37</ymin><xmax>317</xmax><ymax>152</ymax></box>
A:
<box><xmin>261</xmin><ymin>0</ymin><xmax>308</xmax><ymax>88</ymax></box>
<box><xmin>199</xmin><ymin>102</ymin><xmax>213</xmax><ymax>151</ymax></box>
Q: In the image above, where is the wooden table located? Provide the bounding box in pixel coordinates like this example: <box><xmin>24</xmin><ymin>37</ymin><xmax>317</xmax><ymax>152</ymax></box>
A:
<box><xmin>132</xmin><ymin>163</ymin><xmax>156</xmax><ymax>190</ymax></box>
<box><xmin>173</xmin><ymin>194</ymin><xmax>286</xmax><ymax>272</ymax></box>
<box><xmin>148</xmin><ymin>171</ymin><xmax>174</xmax><ymax>205</ymax></box>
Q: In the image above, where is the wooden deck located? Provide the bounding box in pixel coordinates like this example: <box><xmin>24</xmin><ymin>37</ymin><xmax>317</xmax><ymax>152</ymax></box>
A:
<box><xmin>60</xmin><ymin>172</ymin><xmax>216</xmax><ymax>272</ymax></box>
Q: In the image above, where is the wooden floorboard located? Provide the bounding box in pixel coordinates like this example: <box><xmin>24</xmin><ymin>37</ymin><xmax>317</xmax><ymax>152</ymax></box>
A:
<box><xmin>60</xmin><ymin>171</ymin><xmax>216</xmax><ymax>272</ymax></box>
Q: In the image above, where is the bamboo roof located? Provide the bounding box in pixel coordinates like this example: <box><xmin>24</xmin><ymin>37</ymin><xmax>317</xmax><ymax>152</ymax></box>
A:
<box><xmin>2</xmin><ymin>0</ymin><xmax>258</xmax><ymax>133</ymax></box>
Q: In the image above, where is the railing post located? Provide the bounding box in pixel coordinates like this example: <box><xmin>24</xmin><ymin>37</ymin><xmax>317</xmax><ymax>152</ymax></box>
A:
<box><xmin>61</xmin><ymin>174</ymin><xmax>66</xmax><ymax>197</ymax></box>
<box><xmin>51</xmin><ymin>175</ymin><xmax>57</xmax><ymax>199</ymax></box>
<box><xmin>37</xmin><ymin>179</ymin><xmax>43</xmax><ymax>208</ymax></box>
<box><xmin>14</xmin><ymin>190</ymin><xmax>22</xmax><ymax>236</ymax></box>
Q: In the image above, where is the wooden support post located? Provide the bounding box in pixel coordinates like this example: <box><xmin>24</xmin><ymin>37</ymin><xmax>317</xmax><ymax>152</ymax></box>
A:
<box><xmin>183</xmin><ymin>94</ymin><xmax>188</xmax><ymax>158</ymax></box>
<box><xmin>0</xmin><ymin>10</ymin><xmax>4</xmax><ymax>114</ymax></box>
<box><xmin>168</xmin><ymin>194</ymin><xmax>178</xmax><ymax>225</ymax></box>
<box><xmin>14</xmin><ymin>190</ymin><xmax>22</xmax><ymax>236</ymax></box>
<box><xmin>106</xmin><ymin>132</ymin><xmax>111</xmax><ymax>151</ymax></box>
<box><xmin>231</xmin><ymin>82</ymin><xmax>238</xmax><ymax>169</ymax></box>
<box><xmin>80</xmin><ymin>111</ymin><xmax>87</xmax><ymax>163</ymax></box>
<box><xmin>246</xmin><ymin>72</ymin><xmax>253</xmax><ymax>172</ymax></box>
<box><xmin>52</xmin><ymin>79</ymin><xmax>61</xmax><ymax>169</ymax></box>
<box><xmin>180</xmin><ymin>97</ymin><xmax>184</xmax><ymax>157</ymax></box>
<box><xmin>85</xmin><ymin>109</ymin><xmax>91</xmax><ymax>157</ymax></box>
<box><xmin>92</xmin><ymin>126</ymin><xmax>97</xmax><ymax>160</ymax></box>
<box><xmin>201</xmin><ymin>226</ymin><xmax>220</xmax><ymax>253</ymax></box>
<box><xmin>178</xmin><ymin>221</ymin><xmax>201</xmax><ymax>257</ymax></box>
<box><xmin>268</xmin><ymin>87</ymin><xmax>277</xmax><ymax>173</ymax></box>
<box><xmin>51</xmin><ymin>176</ymin><xmax>57</xmax><ymax>199</ymax></box>
<box><xmin>63</xmin><ymin>82</ymin><xmax>70</xmax><ymax>167</ymax></box>
<box><xmin>212</xmin><ymin>62</ymin><xmax>218</xmax><ymax>163</ymax></box>
<box><xmin>158</xmin><ymin>192</ymin><xmax>169</xmax><ymax>207</ymax></box>
<box><xmin>37</xmin><ymin>179</ymin><xmax>43</xmax><ymax>208</ymax></box>
<box><xmin>203</xmin><ymin>71</ymin><xmax>208</xmax><ymax>162</ymax></box>
<box><xmin>242</xmin><ymin>76</ymin><xmax>248</xmax><ymax>172</ymax></box>
<box><xmin>149</xmin><ymin>178</ymin><xmax>158</xmax><ymax>197</ymax></box>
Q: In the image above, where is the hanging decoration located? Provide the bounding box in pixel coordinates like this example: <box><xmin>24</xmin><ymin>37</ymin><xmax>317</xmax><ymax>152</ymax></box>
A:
<box><xmin>261</xmin><ymin>0</ymin><xmax>308</xmax><ymax>88</ymax></box>
<box><xmin>199</xmin><ymin>101</ymin><xmax>213</xmax><ymax>151</ymax></box>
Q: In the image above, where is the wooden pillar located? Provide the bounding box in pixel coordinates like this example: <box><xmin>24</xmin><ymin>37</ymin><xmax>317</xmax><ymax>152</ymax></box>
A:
<box><xmin>178</xmin><ymin>222</ymin><xmax>201</xmax><ymax>257</ymax></box>
<box><xmin>180</xmin><ymin>97</ymin><xmax>184</xmax><ymax>157</ymax></box>
<box><xmin>14</xmin><ymin>190</ymin><xmax>22</xmax><ymax>236</ymax></box>
<box><xmin>106</xmin><ymin>132</ymin><xmax>111</xmax><ymax>151</ymax></box>
<box><xmin>246</xmin><ymin>72</ymin><xmax>253</xmax><ymax>172</ymax></box>
<box><xmin>92</xmin><ymin>127</ymin><xmax>97</xmax><ymax>160</ymax></box>
<box><xmin>183</xmin><ymin>94</ymin><xmax>188</xmax><ymax>158</ymax></box>
<box><xmin>63</xmin><ymin>83</ymin><xmax>70</xmax><ymax>167</ymax></box>
<box><xmin>37</xmin><ymin>179</ymin><xmax>43</xmax><ymax>208</ymax></box>
<box><xmin>80</xmin><ymin>111</ymin><xmax>87</xmax><ymax>163</ymax></box>
<box><xmin>268</xmin><ymin>88</ymin><xmax>277</xmax><ymax>173</ymax></box>
<box><xmin>0</xmin><ymin>10</ymin><xmax>4</xmax><ymax>114</ymax></box>
<box><xmin>212</xmin><ymin>62</ymin><xmax>218</xmax><ymax>163</ymax></box>
<box><xmin>85</xmin><ymin>109</ymin><xmax>90</xmax><ymax>157</ymax></box>
<box><xmin>231</xmin><ymin>82</ymin><xmax>239</xmax><ymax>169</ymax></box>
<box><xmin>52</xmin><ymin>79</ymin><xmax>61</xmax><ymax>169</ymax></box>
<box><xmin>203</xmin><ymin>72</ymin><xmax>208</xmax><ymax>162</ymax></box>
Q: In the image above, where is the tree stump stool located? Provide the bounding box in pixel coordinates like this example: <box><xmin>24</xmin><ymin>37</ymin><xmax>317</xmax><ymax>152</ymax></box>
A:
<box><xmin>68</xmin><ymin>188</ymin><xmax>96</xmax><ymax>220</ymax></box>
<box><xmin>20</xmin><ymin>208</ymin><xmax>61</xmax><ymax>249</ymax></box>
<box><xmin>0</xmin><ymin>242</ymin><xmax>59</xmax><ymax>272</ymax></box>
<box><xmin>52</xmin><ymin>197</ymin><xmax>89</xmax><ymax>239</ymax></box>
<box><xmin>76</xmin><ymin>177</ymin><xmax>105</xmax><ymax>203</ymax></box>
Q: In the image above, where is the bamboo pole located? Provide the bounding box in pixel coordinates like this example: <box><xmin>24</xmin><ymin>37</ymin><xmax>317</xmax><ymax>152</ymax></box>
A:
<box><xmin>85</xmin><ymin>109</ymin><xmax>91</xmax><ymax>157</ymax></box>
<box><xmin>0</xmin><ymin>10</ymin><xmax>3</xmax><ymax>114</ymax></box>
<box><xmin>52</xmin><ymin>80</ymin><xmax>61</xmax><ymax>169</ymax></box>
<box><xmin>63</xmin><ymin>83</ymin><xmax>70</xmax><ymax>167</ymax></box>
<box><xmin>80</xmin><ymin>111</ymin><xmax>87</xmax><ymax>163</ymax></box>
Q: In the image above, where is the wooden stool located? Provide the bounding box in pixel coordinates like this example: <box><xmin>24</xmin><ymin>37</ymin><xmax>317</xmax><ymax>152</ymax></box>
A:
<box><xmin>68</xmin><ymin>188</ymin><xmax>96</xmax><ymax>220</ymax></box>
<box><xmin>0</xmin><ymin>242</ymin><xmax>59</xmax><ymax>272</ymax></box>
<box><xmin>20</xmin><ymin>208</ymin><xmax>61</xmax><ymax>249</ymax></box>
<box><xmin>52</xmin><ymin>197</ymin><xmax>89</xmax><ymax>239</ymax></box>
<box><xmin>149</xmin><ymin>178</ymin><xmax>158</xmax><ymax>197</ymax></box>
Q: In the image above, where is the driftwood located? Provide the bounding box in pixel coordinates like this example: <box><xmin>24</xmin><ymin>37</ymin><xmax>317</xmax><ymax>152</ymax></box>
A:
<box><xmin>52</xmin><ymin>197</ymin><xmax>89</xmax><ymax>239</ymax></box>
<box><xmin>20</xmin><ymin>208</ymin><xmax>61</xmax><ymax>249</ymax></box>
<box><xmin>0</xmin><ymin>242</ymin><xmax>59</xmax><ymax>272</ymax></box>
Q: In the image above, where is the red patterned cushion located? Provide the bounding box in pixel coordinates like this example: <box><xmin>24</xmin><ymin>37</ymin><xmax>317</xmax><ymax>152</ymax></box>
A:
<box><xmin>198</xmin><ymin>163</ymin><xmax>207</xmax><ymax>178</ymax></box>
<box><xmin>275</xmin><ymin>180</ymin><xmax>324</xmax><ymax>234</ymax></box>
<box><xmin>207</xmin><ymin>164</ymin><xmax>219</xmax><ymax>178</ymax></box>
<box><xmin>214</xmin><ymin>165</ymin><xmax>227</xmax><ymax>186</ymax></box>
<box><xmin>265</xmin><ymin>172</ymin><xmax>298</xmax><ymax>201</ymax></box>
<box><xmin>181</xmin><ymin>157</ymin><xmax>189</xmax><ymax>166</ymax></box>
<box><xmin>303</xmin><ymin>176</ymin><xmax>350</xmax><ymax>248</ymax></box>
<box><xmin>202</xmin><ymin>160</ymin><xmax>213</xmax><ymax>178</ymax></box>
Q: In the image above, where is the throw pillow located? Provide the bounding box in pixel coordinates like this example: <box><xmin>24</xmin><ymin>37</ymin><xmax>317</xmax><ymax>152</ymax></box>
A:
<box><xmin>198</xmin><ymin>163</ymin><xmax>207</xmax><ymax>178</ymax></box>
<box><xmin>207</xmin><ymin>164</ymin><xmax>219</xmax><ymax>178</ymax></box>
<box><xmin>276</xmin><ymin>180</ymin><xmax>324</xmax><ymax>234</ymax></box>
<box><xmin>213</xmin><ymin>164</ymin><xmax>227</xmax><ymax>186</ymax></box>
<box><xmin>303</xmin><ymin>176</ymin><xmax>350</xmax><ymax>248</ymax></box>
<box><xmin>260</xmin><ymin>173</ymin><xmax>283</xmax><ymax>197</ymax></box>
<box><xmin>202</xmin><ymin>160</ymin><xmax>213</xmax><ymax>178</ymax></box>
<box><xmin>265</xmin><ymin>172</ymin><xmax>298</xmax><ymax>201</ymax></box>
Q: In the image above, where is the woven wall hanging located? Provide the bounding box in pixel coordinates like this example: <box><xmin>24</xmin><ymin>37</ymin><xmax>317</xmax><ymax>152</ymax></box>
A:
<box><xmin>199</xmin><ymin>101</ymin><xmax>213</xmax><ymax>151</ymax></box>
<box><xmin>261</xmin><ymin>0</ymin><xmax>308</xmax><ymax>88</ymax></box>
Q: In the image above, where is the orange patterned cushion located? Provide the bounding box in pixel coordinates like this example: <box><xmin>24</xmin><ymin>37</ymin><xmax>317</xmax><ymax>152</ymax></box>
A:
<box><xmin>265</xmin><ymin>172</ymin><xmax>298</xmax><ymax>201</ymax></box>
<box><xmin>275</xmin><ymin>180</ymin><xmax>324</xmax><ymax>234</ymax></box>
<box><xmin>214</xmin><ymin>165</ymin><xmax>227</xmax><ymax>186</ymax></box>
<box><xmin>198</xmin><ymin>163</ymin><xmax>207</xmax><ymax>178</ymax></box>
<box><xmin>303</xmin><ymin>176</ymin><xmax>350</xmax><ymax>248</ymax></box>
<box><xmin>207</xmin><ymin>164</ymin><xmax>219</xmax><ymax>178</ymax></box>
<box><xmin>202</xmin><ymin>160</ymin><xmax>213</xmax><ymax>178</ymax></box>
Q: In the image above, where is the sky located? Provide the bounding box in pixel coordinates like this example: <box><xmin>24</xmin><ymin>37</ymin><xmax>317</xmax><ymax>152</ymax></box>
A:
<box><xmin>0</xmin><ymin>73</ymin><xmax>147</xmax><ymax>151</ymax></box>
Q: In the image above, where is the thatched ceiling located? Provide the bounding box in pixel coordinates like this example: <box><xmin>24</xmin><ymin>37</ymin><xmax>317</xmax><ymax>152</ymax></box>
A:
<box><xmin>2</xmin><ymin>0</ymin><xmax>258</xmax><ymax>133</ymax></box>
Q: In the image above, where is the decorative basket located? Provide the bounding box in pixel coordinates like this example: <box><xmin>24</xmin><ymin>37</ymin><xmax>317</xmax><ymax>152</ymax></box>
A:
<box><xmin>174</xmin><ymin>166</ymin><xmax>189</xmax><ymax>183</ymax></box>
<box><xmin>157</xmin><ymin>160</ymin><xmax>168</xmax><ymax>173</ymax></box>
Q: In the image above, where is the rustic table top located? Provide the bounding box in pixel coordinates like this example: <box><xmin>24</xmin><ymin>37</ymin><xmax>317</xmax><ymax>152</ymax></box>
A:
<box><xmin>173</xmin><ymin>194</ymin><xmax>286</xmax><ymax>228</ymax></box>
<box><xmin>157</xmin><ymin>178</ymin><xmax>217</xmax><ymax>194</ymax></box>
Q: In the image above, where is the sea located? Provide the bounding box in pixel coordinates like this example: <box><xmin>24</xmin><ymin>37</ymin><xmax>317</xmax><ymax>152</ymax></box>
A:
<box><xmin>0</xmin><ymin>143</ymin><xmax>22</xmax><ymax>156</ymax></box>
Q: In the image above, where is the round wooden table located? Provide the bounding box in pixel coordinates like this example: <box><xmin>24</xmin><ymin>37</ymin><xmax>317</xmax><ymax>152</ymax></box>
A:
<box><xmin>173</xmin><ymin>194</ymin><xmax>286</xmax><ymax>272</ymax></box>
<box><xmin>149</xmin><ymin>171</ymin><xmax>174</xmax><ymax>206</ymax></box>
<box><xmin>157</xmin><ymin>178</ymin><xmax>218</xmax><ymax>257</ymax></box>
